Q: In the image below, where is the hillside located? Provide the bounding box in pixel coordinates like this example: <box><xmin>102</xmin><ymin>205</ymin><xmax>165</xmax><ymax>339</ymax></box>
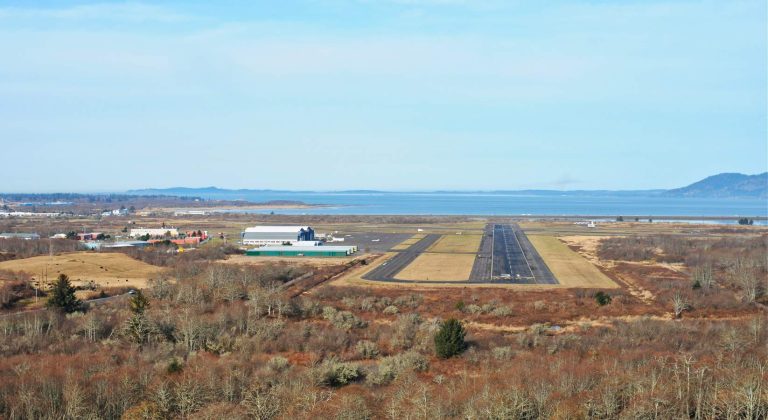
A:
<box><xmin>664</xmin><ymin>172</ymin><xmax>768</xmax><ymax>198</ymax></box>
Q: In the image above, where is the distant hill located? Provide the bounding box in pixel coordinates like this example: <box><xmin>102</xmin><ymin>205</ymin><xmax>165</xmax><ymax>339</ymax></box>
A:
<box><xmin>127</xmin><ymin>187</ymin><xmax>288</xmax><ymax>195</ymax></box>
<box><xmin>128</xmin><ymin>173</ymin><xmax>768</xmax><ymax>199</ymax></box>
<box><xmin>664</xmin><ymin>173</ymin><xmax>768</xmax><ymax>198</ymax></box>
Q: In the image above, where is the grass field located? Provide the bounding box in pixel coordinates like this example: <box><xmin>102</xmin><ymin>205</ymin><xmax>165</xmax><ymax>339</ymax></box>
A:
<box><xmin>0</xmin><ymin>252</ymin><xmax>165</xmax><ymax>289</ymax></box>
<box><xmin>426</xmin><ymin>234</ymin><xmax>482</xmax><ymax>253</ymax></box>
<box><xmin>528</xmin><ymin>235</ymin><xmax>619</xmax><ymax>288</ymax></box>
<box><xmin>395</xmin><ymin>253</ymin><xmax>476</xmax><ymax>281</ymax></box>
<box><xmin>390</xmin><ymin>234</ymin><xmax>426</xmax><ymax>251</ymax></box>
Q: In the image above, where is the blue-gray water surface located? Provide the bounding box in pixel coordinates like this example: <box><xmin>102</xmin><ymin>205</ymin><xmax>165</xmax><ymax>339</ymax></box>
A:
<box><xmin>176</xmin><ymin>191</ymin><xmax>767</xmax><ymax>222</ymax></box>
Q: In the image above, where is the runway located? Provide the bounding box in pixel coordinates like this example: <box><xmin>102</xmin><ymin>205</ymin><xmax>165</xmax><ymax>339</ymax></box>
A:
<box><xmin>362</xmin><ymin>234</ymin><xmax>441</xmax><ymax>281</ymax></box>
<box><xmin>364</xmin><ymin>224</ymin><xmax>557</xmax><ymax>285</ymax></box>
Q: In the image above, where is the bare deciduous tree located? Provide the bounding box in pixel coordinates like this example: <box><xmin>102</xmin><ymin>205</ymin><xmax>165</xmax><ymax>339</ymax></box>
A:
<box><xmin>672</xmin><ymin>292</ymin><xmax>690</xmax><ymax>318</ymax></box>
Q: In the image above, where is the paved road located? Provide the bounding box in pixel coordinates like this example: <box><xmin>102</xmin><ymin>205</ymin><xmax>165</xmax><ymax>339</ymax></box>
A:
<box><xmin>363</xmin><ymin>234</ymin><xmax>441</xmax><ymax>281</ymax></box>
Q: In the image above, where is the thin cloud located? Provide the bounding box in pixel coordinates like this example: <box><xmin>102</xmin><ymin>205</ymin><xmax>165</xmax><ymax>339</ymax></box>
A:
<box><xmin>0</xmin><ymin>2</ymin><xmax>190</xmax><ymax>23</ymax></box>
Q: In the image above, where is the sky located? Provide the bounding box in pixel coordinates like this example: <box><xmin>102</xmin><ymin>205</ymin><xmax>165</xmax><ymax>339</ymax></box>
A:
<box><xmin>0</xmin><ymin>0</ymin><xmax>766</xmax><ymax>192</ymax></box>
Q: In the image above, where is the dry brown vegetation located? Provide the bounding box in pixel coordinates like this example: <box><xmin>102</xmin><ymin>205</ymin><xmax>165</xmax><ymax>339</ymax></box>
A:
<box><xmin>0</xmin><ymin>252</ymin><xmax>165</xmax><ymax>289</ymax></box>
<box><xmin>0</xmin><ymin>218</ymin><xmax>766</xmax><ymax>418</ymax></box>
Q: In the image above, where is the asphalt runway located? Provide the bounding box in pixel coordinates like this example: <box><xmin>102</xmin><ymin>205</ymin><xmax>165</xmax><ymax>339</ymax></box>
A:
<box><xmin>511</xmin><ymin>223</ymin><xmax>557</xmax><ymax>284</ymax></box>
<box><xmin>492</xmin><ymin>224</ymin><xmax>535</xmax><ymax>280</ymax></box>
<box><xmin>489</xmin><ymin>223</ymin><xmax>557</xmax><ymax>284</ymax></box>
<box><xmin>361</xmin><ymin>224</ymin><xmax>557</xmax><ymax>285</ymax></box>
<box><xmin>363</xmin><ymin>234</ymin><xmax>441</xmax><ymax>281</ymax></box>
<box><xmin>468</xmin><ymin>224</ymin><xmax>493</xmax><ymax>282</ymax></box>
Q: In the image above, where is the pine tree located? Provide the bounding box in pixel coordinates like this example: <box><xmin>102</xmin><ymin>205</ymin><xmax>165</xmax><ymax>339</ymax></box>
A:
<box><xmin>46</xmin><ymin>274</ymin><xmax>82</xmax><ymax>313</ymax></box>
<box><xmin>129</xmin><ymin>290</ymin><xmax>150</xmax><ymax>314</ymax></box>
<box><xmin>434</xmin><ymin>318</ymin><xmax>467</xmax><ymax>358</ymax></box>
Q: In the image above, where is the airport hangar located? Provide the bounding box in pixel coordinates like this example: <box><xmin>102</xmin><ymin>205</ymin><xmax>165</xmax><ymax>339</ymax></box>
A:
<box><xmin>246</xmin><ymin>245</ymin><xmax>358</xmax><ymax>257</ymax></box>
<box><xmin>242</xmin><ymin>226</ymin><xmax>316</xmax><ymax>246</ymax></box>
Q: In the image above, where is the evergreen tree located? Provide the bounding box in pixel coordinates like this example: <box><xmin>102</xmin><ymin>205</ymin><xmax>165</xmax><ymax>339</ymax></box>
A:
<box><xmin>129</xmin><ymin>290</ymin><xmax>150</xmax><ymax>314</ymax></box>
<box><xmin>434</xmin><ymin>318</ymin><xmax>467</xmax><ymax>358</ymax></box>
<box><xmin>46</xmin><ymin>274</ymin><xmax>81</xmax><ymax>313</ymax></box>
<box><xmin>594</xmin><ymin>291</ymin><xmax>612</xmax><ymax>306</ymax></box>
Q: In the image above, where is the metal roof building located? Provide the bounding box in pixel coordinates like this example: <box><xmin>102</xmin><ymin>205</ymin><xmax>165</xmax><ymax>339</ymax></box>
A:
<box><xmin>242</xmin><ymin>226</ymin><xmax>315</xmax><ymax>246</ymax></box>
<box><xmin>246</xmin><ymin>245</ymin><xmax>357</xmax><ymax>257</ymax></box>
<box><xmin>0</xmin><ymin>232</ymin><xmax>40</xmax><ymax>240</ymax></box>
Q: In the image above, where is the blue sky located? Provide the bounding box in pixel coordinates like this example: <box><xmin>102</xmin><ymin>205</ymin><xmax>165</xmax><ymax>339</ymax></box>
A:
<box><xmin>0</xmin><ymin>0</ymin><xmax>765</xmax><ymax>192</ymax></box>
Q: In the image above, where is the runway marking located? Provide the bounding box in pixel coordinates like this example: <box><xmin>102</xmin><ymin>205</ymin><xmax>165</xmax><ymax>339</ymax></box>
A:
<box><xmin>509</xmin><ymin>226</ymin><xmax>535</xmax><ymax>280</ymax></box>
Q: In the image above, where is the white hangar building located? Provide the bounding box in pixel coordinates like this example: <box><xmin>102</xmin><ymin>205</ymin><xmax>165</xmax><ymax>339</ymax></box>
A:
<box><xmin>241</xmin><ymin>226</ymin><xmax>316</xmax><ymax>246</ymax></box>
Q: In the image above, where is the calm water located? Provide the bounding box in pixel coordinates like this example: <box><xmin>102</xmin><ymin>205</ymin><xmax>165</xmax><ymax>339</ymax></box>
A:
<box><xmin>181</xmin><ymin>191</ymin><xmax>767</xmax><ymax>222</ymax></box>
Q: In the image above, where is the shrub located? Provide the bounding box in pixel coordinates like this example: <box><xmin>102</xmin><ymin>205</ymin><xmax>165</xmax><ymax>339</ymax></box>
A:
<box><xmin>367</xmin><ymin>351</ymin><xmax>428</xmax><ymax>385</ymax></box>
<box><xmin>481</xmin><ymin>303</ymin><xmax>495</xmax><ymax>314</ymax></box>
<box><xmin>382</xmin><ymin>305</ymin><xmax>399</xmax><ymax>315</ymax></box>
<box><xmin>455</xmin><ymin>300</ymin><xmax>465</xmax><ymax>311</ymax></box>
<box><xmin>434</xmin><ymin>318</ymin><xmax>467</xmax><ymax>358</ymax></box>
<box><xmin>167</xmin><ymin>358</ymin><xmax>183</xmax><ymax>374</ymax></box>
<box><xmin>594</xmin><ymin>291</ymin><xmax>612</xmax><ymax>306</ymax></box>
<box><xmin>390</xmin><ymin>313</ymin><xmax>422</xmax><ymax>349</ymax></box>
<box><xmin>314</xmin><ymin>359</ymin><xmax>361</xmax><ymax>387</ymax></box>
<box><xmin>355</xmin><ymin>340</ymin><xmax>380</xmax><ymax>359</ymax></box>
<box><xmin>465</xmin><ymin>304</ymin><xmax>482</xmax><ymax>314</ymax></box>
<box><xmin>492</xmin><ymin>346</ymin><xmax>513</xmax><ymax>360</ymax></box>
<box><xmin>491</xmin><ymin>306</ymin><xmax>513</xmax><ymax>317</ymax></box>
<box><xmin>394</xmin><ymin>294</ymin><xmax>423</xmax><ymax>308</ymax></box>
<box><xmin>322</xmin><ymin>306</ymin><xmax>367</xmax><ymax>330</ymax></box>
<box><xmin>359</xmin><ymin>297</ymin><xmax>376</xmax><ymax>311</ymax></box>
<box><xmin>266</xmin><ymin>356</ymin><xmax>290</xmax><ymax>372</ymax></box>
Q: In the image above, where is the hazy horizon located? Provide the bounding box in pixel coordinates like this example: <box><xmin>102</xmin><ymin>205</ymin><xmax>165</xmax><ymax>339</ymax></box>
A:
<box><xmin>1</xmin><ymin>1</ymin><xmax>766</xmax><ymax>192</ymax></box>
<box><xmin>2</xmin><ymin>172</ymin><xmax>767</xmax><ymax>195</ymax></box>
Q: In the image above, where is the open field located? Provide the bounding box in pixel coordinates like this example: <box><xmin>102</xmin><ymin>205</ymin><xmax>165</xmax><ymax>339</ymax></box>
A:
<box><xmin>528</xmin><ymin>235</ymin><xmax>619</xmax><ymax>288</ymax></box>
<box><xmin>395</xmin><ymin>253</ymin><xmax>476</xmax><ymax>281</ymax></box>
<box><xmin>0</xmin><ymin>252</ymin><xmax>164</xmax><ymax>289</ymax></box>
<box><xmin>426</xmin><ymin>234</ymin><xmax>482</xmax><ymax>253</ymax></box>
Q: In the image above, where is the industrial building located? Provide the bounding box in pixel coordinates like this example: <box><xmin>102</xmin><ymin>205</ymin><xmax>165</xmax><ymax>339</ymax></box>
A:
<box><xmin>129</xmin><ymin>227</ymin><xmax>180</xmax><ymax>238</ymax></box>
<box><xmin>241</xmin><ymin>226</ymin><xmax>315</xmax><ymax>246</ymax></box>
<box><xmin>245</xmin><ymin>245</ymin><xmax>357</xmax><ymax>257</ymax></box>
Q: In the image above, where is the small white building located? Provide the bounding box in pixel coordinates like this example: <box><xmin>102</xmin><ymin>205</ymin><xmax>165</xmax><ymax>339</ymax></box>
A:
<box><xmin>0</xmin><ymin>232</ymin><xmax>40</xmax><ymax>240</ymax></box>
<box><xmin>129</xmin><ymin>227</ymin><xmax>180</xmax><ymax>238</ymax></box>
<box><xmin>101</xmin><ymin>209</ymin><xmax>129</xmax><ymax>217</ymax></box>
